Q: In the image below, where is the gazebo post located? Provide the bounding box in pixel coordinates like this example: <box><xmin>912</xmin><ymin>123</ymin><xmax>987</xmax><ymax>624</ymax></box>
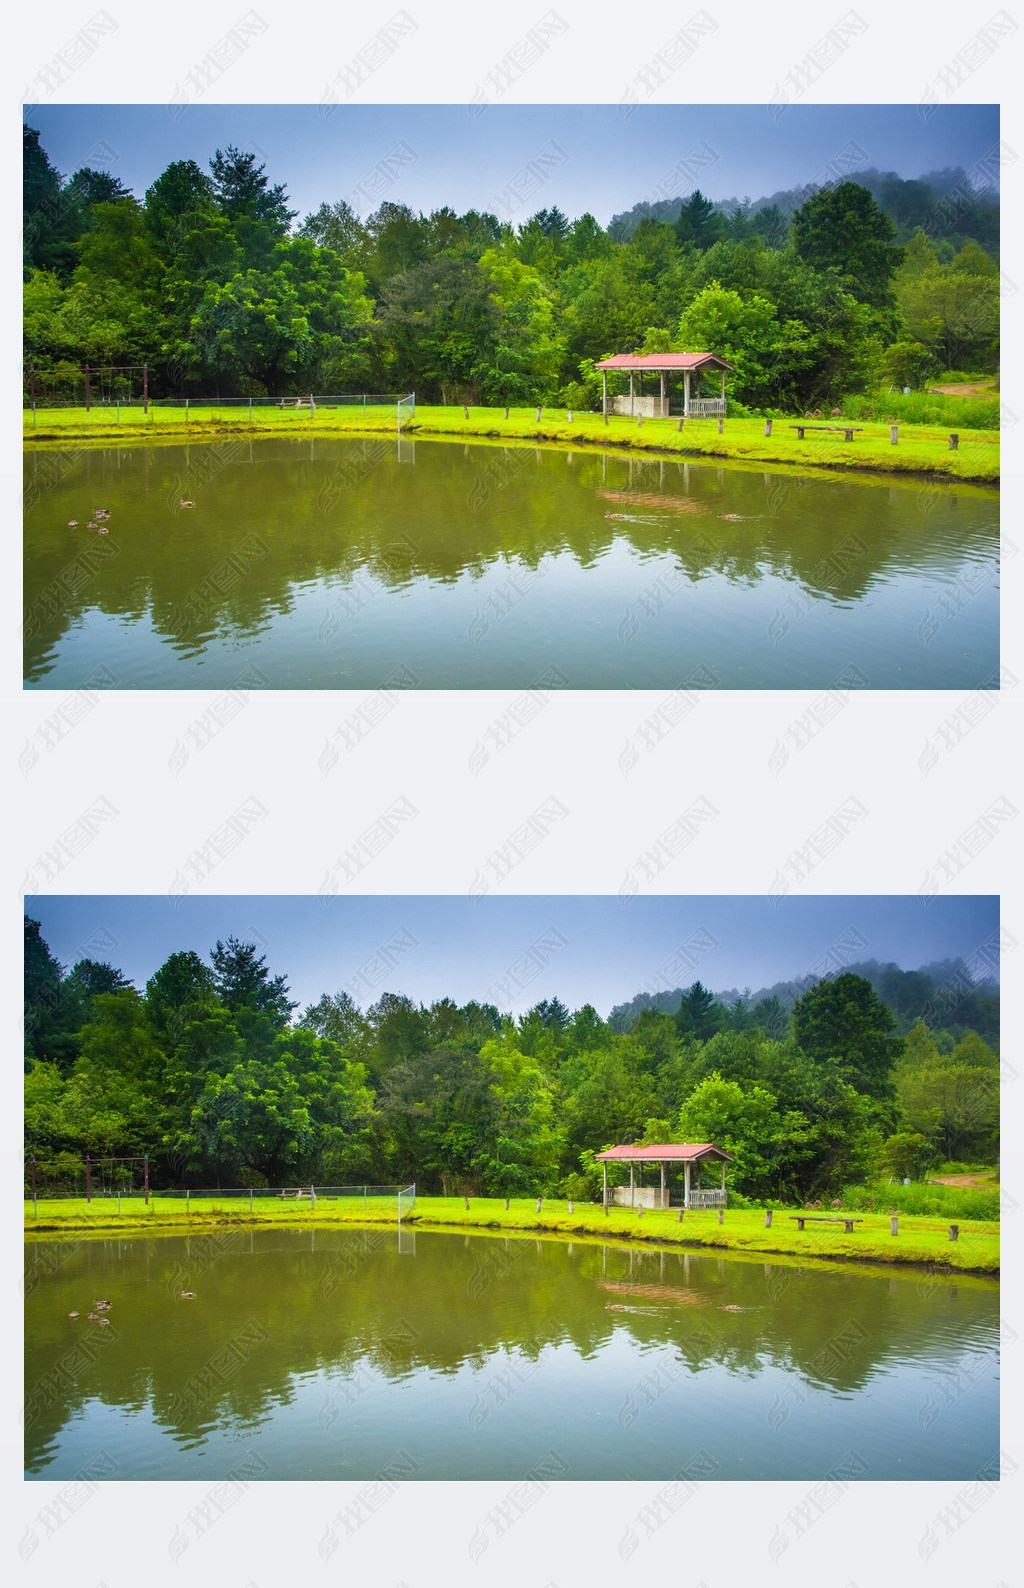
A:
<box><xmin>684</xmin><ymin>1159</ymin><xmax>691</xmax><ymax>1208</ymax></box>
<box><xmin>660</xmin><ymin>1160</ymin><xmax>666</xmax><ymax>1209</ymax></box>
<box><xmin>721</xmin><ymin>1160</ymin><xmax>726</xmax><ymax>1202</ymax></box>
<box><xmin>659</xmin><ymin>371</ymin><xmax>665</xmax><ymax>417</ymax></box>
<box><xmin>720</xmin><ymin>369</ymin><xmax>726</xmax><ymax>409</ymax></box>
<box><xmin>684</xmin><ymin>369</ymin><xmax>690</xmax><ymax>416</ymax></box>
<box><xmin>602</xmin><ymin>371</ymin><xmax>607</xmax><ymax>417</ymax></box>
<box><xmin>629</xmin><ymin>370</ymin><xmax>635</xmax><ymax>416</ymax></box>
<box><xmin>630</xmin><ymin>1160</ymin><xmax>635</xmax><ymax>1207</ymax></box>
<box><xmin>603</xmin><ymin>1161</ymin><xmax>607</xmax><ymax>1208</ymax></box>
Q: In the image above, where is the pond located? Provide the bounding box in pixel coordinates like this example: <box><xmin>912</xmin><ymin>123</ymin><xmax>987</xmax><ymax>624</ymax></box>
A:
<box><xmin>25</xmin><ymin>1227</ymin><xmax>998</xmax><ymax>1481</ymax></box>
<box><xmin>24</xmin><ymin>437</ymin><xmax>998</xmax><ymax>689</ymax></box>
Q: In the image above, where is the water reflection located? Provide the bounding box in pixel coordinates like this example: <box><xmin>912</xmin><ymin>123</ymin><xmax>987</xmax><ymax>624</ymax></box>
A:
<box><xmin>25</xmin><ymin>1228</ymin><xmax>998</xmax><ymax>1480</ymax></box>
<box><xmin>24</xmin><ymin>437</ymin><xmax>998</xmax><ymax>688</ymax></box>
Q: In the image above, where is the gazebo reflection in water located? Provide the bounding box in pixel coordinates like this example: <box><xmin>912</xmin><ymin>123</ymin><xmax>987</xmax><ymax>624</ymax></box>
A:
<box><xmin>595</xmin><ymin>1143</ymin><xmax>733</xmax><ymax>1209</ymax></box>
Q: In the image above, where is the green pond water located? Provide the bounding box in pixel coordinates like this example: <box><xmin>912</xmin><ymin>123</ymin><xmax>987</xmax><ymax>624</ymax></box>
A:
<box><xmin>25</xmin><ymin>1227</ymin><xmax>998</xmax><ymax>1481</ymax></box>
<box><xmin>24</xmin><ymin>436</ymin><xmax>998</xmax><ymax>688</ymax></box>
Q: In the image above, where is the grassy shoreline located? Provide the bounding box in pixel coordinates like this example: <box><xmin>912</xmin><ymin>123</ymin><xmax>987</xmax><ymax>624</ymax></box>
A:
<box><xmin>24</xmin><ymin>1195</ymin><xmax>999</xmax><ymax>1275</ymax></box>
<box><xmin>23</xmin><ymin>404</ymin><xmax>999</xmax><ymax>483</ymax></box>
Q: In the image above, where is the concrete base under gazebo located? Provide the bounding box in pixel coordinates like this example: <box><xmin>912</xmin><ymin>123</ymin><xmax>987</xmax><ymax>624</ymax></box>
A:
<box><xmin>595</xmin><ymin>1143</ymin><xmax>733</xmax><ymax>1209</ymax></box>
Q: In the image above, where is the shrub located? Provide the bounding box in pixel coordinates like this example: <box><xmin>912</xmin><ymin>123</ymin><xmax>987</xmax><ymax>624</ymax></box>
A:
<box><xmin>840</xmin><ymin>389</ymin><xmax>999</xmax><ymax>429</ymax></box>
<box><xmin>842</xmin><ymin>1178</ymin><xmax>999</xmax><ymax>1219</ymax></box>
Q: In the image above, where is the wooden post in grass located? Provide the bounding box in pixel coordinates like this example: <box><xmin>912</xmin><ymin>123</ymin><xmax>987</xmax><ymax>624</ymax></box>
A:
<box><xmin>464</xmin><ymin>1195</ymin><xmax>470</xmax><ymax>1210</ymax></box>
<box><xmin>85</xmin><ymin>1154</ymin><xmax>92</xmax><ymax>1203</ymax></box>
<box><xmin>605</xmin><ymin>1201</ymin><xmax>610</xmax><ymax>1216</ymax></box>
<box><xmin>604</xmin><ymin>411</ymin><xmax>609</xmax><ymax>424</ymax></box>
<box><xmin>677</xmin><ymin>417</ymin><xmax>684</xmax><ymax>431</ymax></box>
<box><xmin>536</xmin><ymin>1196</ymin><xmax>543</xmax><ymax>1214</ymax></box>
<box><xmin>505</xmin><ymin>1196</ymin><xmax>510</xmax><ymax>1211</ymax></box>
<box><xmin>638</xmin><ymin>1204</ymin><xmax>643</xmax><ymax>1218</ymax></box>
<box><xmin>718</xmin><ymin>418</ymin><xmax>724</xmax><ymax>434</ymax></box>
<box><xmin>764</xmin><ymin>1209</ymin><xmax>773</xmax><ymax>1228</ymax></box>
<box><xmin>949</xmin><ymin>1224</ymin><xmax>959</xmax><ymax>1241</ymax></box>
<box><xmin>568</xmin><ymin>410</ymin><xmax>573</xmax><ymax>423</ymax></box>
<box><xmin>504</xmin><ymin>407</ymin><xmax>509</xmax><ymax>420</ymax></box>
<box><xmin>677</xmin><ymin>1208</ymin><xmax>684</xmax><ymax>1222</ymax></box>
<box><xmin>764</xmin><ymin>419</ymin><xmax>772</xmax><ymax>437</ymax></box>
<box><xmin>568</xmin><ymin>1201</ymin><xmax>573</xmax><ymax>1214</ymax></box>
<box><xmin>536</xmin><ymin>407</ymin><xmax>542</xmax><ymax>422</ymax></box>
<box><xmin>463</xmin><ymin>405</ymin><xmax>468</xmax><ymax>419</ymax></box>
<box><xmin>949</xmin><ymin>433</ymin><xmax>959</xmax><ymax>450</ymax></box>
<box><xmin>890</xmin><ymin>1215</ymin><xmax>899</xmax><ymax>1235</ymax></box>
<box><xmin>890</xmin><ymin>425</ymin><xmax>898</xmax><ymax>445</ymax></box>
<box><xmin>143</xmin><ymin>364</ymin><xmax>149</xmax><ymax>415</ymax></box>
<box><xmin>718</xmin><ymin>1208</ymin><xmax>725</xmax><ymax>1224</ymax></box>
<box><xmin>249</xmin><ymin>1188</ymin><xmax>254</xmax><ymax>1213</ymax></box>
<box><xmin>144</xmin><ymin>1155</ymin><xmax>149</xmax><ymax>1206</ymax></box>
<box><xmin>84</xmin><ymin>364</ymin><xmax>92</xmax><ymax>413</ymax></box>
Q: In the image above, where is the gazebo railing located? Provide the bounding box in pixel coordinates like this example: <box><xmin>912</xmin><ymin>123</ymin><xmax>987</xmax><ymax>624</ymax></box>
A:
<box><xmin>685</xmin><ymin>1188</ymin><xmax>727</xmax><ymax>1208</ymax></box>
<box><xmin>672</xmin><ymin>398</ymin><xmax>726</xmax><ymax>417</ymax></box>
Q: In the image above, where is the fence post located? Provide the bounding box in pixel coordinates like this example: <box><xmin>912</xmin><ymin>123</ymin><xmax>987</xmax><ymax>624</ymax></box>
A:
<box><xmin>718</xmin><ymin>1207</ymin><xmax>725</xmax><ymax>1224</ymax></box>
<box><xmin>949</xmin><ymin>433</ymin><xmax>959</xmax><ymax>450</ymax></box>
<box><xmin>249</xmin><ymin>1188</ymin><xmax>254</xmax><ymax>1214</ymax></box>
<box><xmin>764</xmin><ymin>1209</ymin><xmax>773</xmax><ymax>1227</ymax></box>
<box><xmin>890</xmin><ymin>425</ymin><xmax>898</xmax><ymax>445</ymax></box>
<box><xmin>143</xmin><ymin>364</ymin><xmax>149</xmax><ymax>416</ymax></box>
<box><xmin>185</xmin><ymin>398</ymin><xmax>189</xmax><ymax>425</ymax></box>
<box><xmin>249</xmin><ymin>398</ymin><xmax>253</xmax><ymax>423</ymax></box>
<box><xmin>890</xmin><ymin>1215</ymin><xmax>899</xmax><ymax>1235</ymax></box>
<box><xmin>363</xmin><ymin>1185</ymin><xmax>367</xmax><ymax>1209</ymax></box>
<box><xmin>311</xmin><ymin>1187</ymin><xmax>317</xmax><ymax>1208</ymax></box>
<box><xmin>764</xmin><ymin>419</ymin><xmax>772</xmax><ymax>437</ymax></box>
<box><xmin>144</xmin><ymin>1154</ymin><xmax>149</xmax><ymax>1206</ymax></box>
<box><xmin>85</xmin><ymin>1154</ymin><xmax>92</xmax><ymax>1203</ymax></box>
<box><xmin>949</xmin><ymin>1224</ymin><xmax>959</xmax><ymax>1241</ymax></box>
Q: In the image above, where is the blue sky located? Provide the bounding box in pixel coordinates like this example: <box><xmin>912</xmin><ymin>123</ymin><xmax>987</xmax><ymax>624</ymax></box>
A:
<box><xmin>27</xmin><ymin>104</ymin><xmax>999</xmax><ymax>227</ymax></box>
<box><xmin>28</xmin><ymin>896</ymin><xmax>999</xmax><ymax>1018</ymax></box>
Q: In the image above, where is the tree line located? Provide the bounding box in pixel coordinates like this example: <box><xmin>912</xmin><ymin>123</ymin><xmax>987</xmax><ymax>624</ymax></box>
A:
<box><xmin>24</xmin><ymin>126</ymin><xmax>999</xmax><ymax>408</ymax></box>
<box><xmin>24</xmin><ymin>918</ymin><xmax>999</xmax><ymax>1200</ymax></box>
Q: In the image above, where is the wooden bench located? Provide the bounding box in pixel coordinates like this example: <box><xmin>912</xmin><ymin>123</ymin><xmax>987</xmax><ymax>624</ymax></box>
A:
<box><xmin>788</xmin><ymin>424</ymin><xmax>863</xmax><ymax>442</ymax></box>
<box><xmin>789</xmin><ymin>1215</ymin><xmax>863</xmax><ymax>1233</ymax></box>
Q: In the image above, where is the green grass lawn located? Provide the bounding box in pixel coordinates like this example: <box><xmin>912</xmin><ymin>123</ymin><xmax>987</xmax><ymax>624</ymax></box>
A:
<box><xmin>24</xmin><ymin>1194</ymin><xmax>998</xmax><ymax>1273</ymax></box>
<box><xmin>23</xmin><ymin>403</ymin><xmax>999</xmax><ymax>481</ymax></box>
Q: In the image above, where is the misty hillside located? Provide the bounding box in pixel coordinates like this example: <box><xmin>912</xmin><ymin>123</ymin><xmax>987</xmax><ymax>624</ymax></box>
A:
<box><xmin>608</xmin><ymin>167</ymin><xmax>999</xmax><ymax>251</ymax></box>
<box><xmin>607</xmin><ymin>957</ymin><xmax>999</xmax><ymax>1041</ymax></box>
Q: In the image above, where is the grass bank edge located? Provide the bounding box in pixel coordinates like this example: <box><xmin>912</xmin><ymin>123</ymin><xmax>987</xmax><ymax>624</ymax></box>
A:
<box><xmin>23</xmin><ymin>407</ymin><xmax>999</xmax><ymax>484</ymax></box>
<box><xmin>24</xmin><ymin>1196</ymin><xmax>998</xmax><ymax>1274</ymax></box>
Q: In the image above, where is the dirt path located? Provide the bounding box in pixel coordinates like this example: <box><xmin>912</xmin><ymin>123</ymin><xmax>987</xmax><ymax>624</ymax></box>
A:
<box><xmin>930</xmin><ymin>1172</ymin><xmax>997</xmax><ymax>1187</ymax></box>
<box><xmin>929</xmin><ymin>383</ymin><xmax>997</xmax><ymax>397</ymax></box>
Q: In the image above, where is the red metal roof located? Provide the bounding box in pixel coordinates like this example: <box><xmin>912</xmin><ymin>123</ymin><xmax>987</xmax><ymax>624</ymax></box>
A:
<box><xmin>595</xmin><ymin>1143</ymin><xmax>734</xmax><ymax>1161</ymax></box>
<box><xmin>594</xmin><ymin>353</ymin><xmax>733</xmax><ymax>372</ymax></box>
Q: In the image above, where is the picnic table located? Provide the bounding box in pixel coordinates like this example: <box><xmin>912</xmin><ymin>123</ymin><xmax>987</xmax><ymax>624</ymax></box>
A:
<box><xmin>789</xmin><ymin>1214</ymin><xmax>863</xmax><ymax>1233</ymax></box>
<box><xmin>789</xmin><ymin>424</ymin><xmax>863</xmax><ymax>441</ymax></box>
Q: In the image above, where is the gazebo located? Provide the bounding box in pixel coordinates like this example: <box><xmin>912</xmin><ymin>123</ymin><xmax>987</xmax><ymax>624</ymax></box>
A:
<box><xmin>595</xmin><ymin>1143</ymin><xmax>734</xmax><ymax>1210</ymax></box>
<box><xmin>594</xmin><ymin>353</ymin><xmax>734</xmax><ymax>419</ymax></box>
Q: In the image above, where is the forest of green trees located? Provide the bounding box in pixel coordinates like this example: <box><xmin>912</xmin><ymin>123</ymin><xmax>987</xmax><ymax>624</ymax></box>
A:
<box><xmin>24</xmin><ymin>918</ymin><xmax>1000</xmax><ymax>1201</ymax></box>
<box><xmin>24</xmin><ymin>125</ymin><xmax>1000</xmax><ymax>409</ymax></box>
